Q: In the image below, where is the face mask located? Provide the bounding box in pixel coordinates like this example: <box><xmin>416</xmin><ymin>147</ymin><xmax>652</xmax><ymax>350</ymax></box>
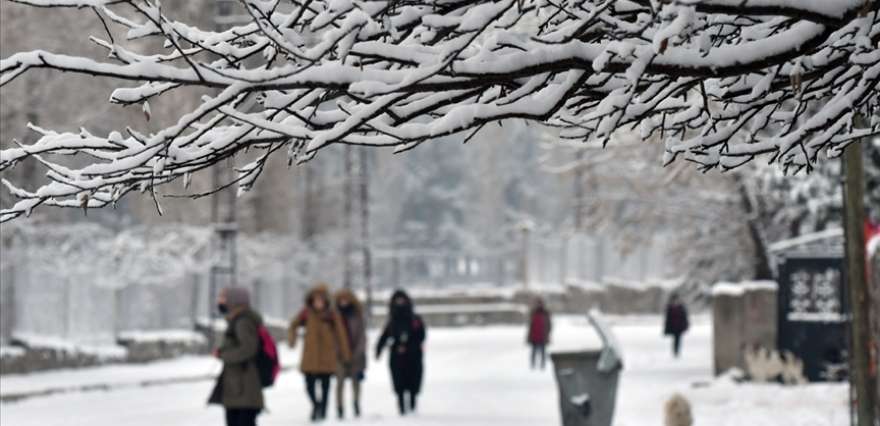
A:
<box><xmin>393</xmin><ymin>304</ymin><xmax>410</xmax><ymax>317</ymax></box>
<box><xmin>217</xmin><ymin>303</ymin><xmax>229</xmax><ymax>314</ymax></box>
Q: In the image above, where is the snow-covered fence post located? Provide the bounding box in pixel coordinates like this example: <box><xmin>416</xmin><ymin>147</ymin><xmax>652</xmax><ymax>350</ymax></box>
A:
<box><xmin>712</xmin><ymin>282</ymin><xmax>778</xmax><ymax>376</ymax></box>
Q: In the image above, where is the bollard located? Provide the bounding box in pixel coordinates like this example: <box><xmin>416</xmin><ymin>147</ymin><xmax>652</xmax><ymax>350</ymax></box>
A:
<box><xmin>551</xmin><ymin>311</ymin><xmax>623</xmax><ymax>426</ymax></box>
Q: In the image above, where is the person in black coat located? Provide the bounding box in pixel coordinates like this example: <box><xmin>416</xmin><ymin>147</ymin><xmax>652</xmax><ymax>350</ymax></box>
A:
<box><xmin>663</xmin><ymin>293</ymin><xmax>690</xmax><ymax>358</ymax></box>
<box><xmin>376</xmin><ymin>290</ymin><xmax>426</xmax><ymax>416</ymax></box>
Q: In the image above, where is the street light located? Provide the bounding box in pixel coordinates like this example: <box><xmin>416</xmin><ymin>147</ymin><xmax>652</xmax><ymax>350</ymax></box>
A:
<box><xmin>517</xmin><ymin>219</ymin><xmax>535</xmax><ymax>290</ymax></box>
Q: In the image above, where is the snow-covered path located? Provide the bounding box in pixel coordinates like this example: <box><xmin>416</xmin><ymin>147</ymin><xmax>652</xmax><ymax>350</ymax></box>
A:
<box><xmin>0</xmin><ymin>316</ymin><xmax>849</xmax><ymax>426</ymax></box>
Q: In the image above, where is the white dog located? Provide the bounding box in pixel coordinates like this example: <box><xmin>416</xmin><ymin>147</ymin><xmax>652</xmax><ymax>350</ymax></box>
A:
<box><xmin>664</xmin><ymin>393</ymin><xmax>694</xmax><ymax>426</ymax></box>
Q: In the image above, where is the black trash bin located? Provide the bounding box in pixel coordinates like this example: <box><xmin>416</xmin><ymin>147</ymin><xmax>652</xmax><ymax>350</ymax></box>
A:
<box><xmin>777</xmin><ymin>256</ymin><xmax>849</xmax><ymax>381</ymax></box>
<box><xmin>551</xmin><ymin>312</ymin><xmax>623</xmax><ymax>426</ymax></box>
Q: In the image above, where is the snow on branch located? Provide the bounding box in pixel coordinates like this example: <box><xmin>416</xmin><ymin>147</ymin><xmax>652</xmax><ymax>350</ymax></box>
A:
<box><xmin>1</xmin><ymin>0</ymin><xmax>879</xmax><ymax>221</ymax></box>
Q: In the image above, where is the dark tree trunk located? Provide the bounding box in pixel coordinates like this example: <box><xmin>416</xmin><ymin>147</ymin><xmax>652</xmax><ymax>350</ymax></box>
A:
<box><xmin>736</xmin><ymin>177</ymin><xmax>774</xmax><ymax>280</ymax></box>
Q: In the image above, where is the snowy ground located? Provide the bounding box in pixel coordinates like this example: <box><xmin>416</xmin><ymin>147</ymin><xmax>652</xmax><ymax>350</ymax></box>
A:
<box><xmin>0</xmin><ymin>316</ymin><xmax>849</xmax><ymax>426</ymax></box>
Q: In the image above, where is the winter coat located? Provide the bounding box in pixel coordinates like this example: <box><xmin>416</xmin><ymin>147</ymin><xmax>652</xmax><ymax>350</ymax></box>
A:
<box><xmin>527</xmin><ymin>308</ymin><xmax>552</xmax><ymax>345</ymax></box>
<box><xmin>376</xmin><ymin>290</ymin><xmax>426</xmax><ymax>394</ymax></box>
<box><xmin>208</xmin><ymin>308</ymin><xmax>265</xmax><ymax>409</ymax></box>
<box><xmin>664</xmin><ymin>303</ymin><xmax>689</xmax><ymax>336</ymax></box>
<box><xmin>336</xmin><ymin>289</ymin><xmax>368</xmax><ymax>374</ymax></box>
<box><xmin>288</xmin><ymin>286</ymin><xmax>352</xmax><ymax>374</ymax></box>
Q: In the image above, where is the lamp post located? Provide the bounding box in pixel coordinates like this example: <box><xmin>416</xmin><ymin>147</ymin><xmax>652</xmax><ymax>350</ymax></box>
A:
<box><xmin>517</xmin><ymin>220</ymin><xmax>535</xmax><ymax>290</ymax></box>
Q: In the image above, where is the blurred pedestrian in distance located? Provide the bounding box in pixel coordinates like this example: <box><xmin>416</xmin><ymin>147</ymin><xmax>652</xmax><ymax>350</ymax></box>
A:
<box><xmin>288</xmin><ymin>284</ymin><xmax>352</xmax><ymax>422</ymax></box>
<box><xmin>334</xmin><ymin>288</ymin><xmax>367</xmax><ymax>419</ymax></box>
<box><xmin>663</xmin><ymin>293</ymin><xmax>690</xmax><ymax>358</ymax></box>
<box><xmin>208</xmin><ymin>287</ymin><xmax>265</xmax><ymax>426</ymax></box>
<box><xmin>527</xmin><ymin>297</ymin><xmax>552</xmax><ymax>370</ymax></box>
<box><xmin>376</xmin><ymin>290</ymin><xmax>426</xmax><ymax>416</ymax></box>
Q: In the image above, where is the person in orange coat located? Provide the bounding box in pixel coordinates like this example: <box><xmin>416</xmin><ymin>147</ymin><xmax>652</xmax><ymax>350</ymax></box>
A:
<box><xmin>288</xmin><ymin>284</ymin><xmax>352</xmax><ymax>421</ymax></box>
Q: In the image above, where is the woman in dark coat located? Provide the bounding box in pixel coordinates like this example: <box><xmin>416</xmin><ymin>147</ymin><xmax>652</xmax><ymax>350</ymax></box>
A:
<box><xmin>208</xmin><ymin>287</ymin><xmax>265</xmax><ymax>426</ymax></box>
<box><xmin>376</xmin><ymin>290</ymin><xmax>426</xmax><ymax>416</ymax></box>
<box><xmin>664</xmin><ymin>293</ymin><xmax>690</xmax><ymax>358</ymax></box>
<box><xmin>335</xmin><ymin>288</ymin><xmax>367</xmax><ymax>419</ymax></box>
<box><xmin>527</xmin><ymin>298</ymin><xmax>552</xmax><ymax>370</ymax></box>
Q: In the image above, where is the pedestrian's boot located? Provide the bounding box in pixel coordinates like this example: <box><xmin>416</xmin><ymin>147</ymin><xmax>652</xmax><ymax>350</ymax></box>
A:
<box><xmin>338</xmin><ymin>406</ymin><xmax>344</xmax><ymax>420</ymax></box>
<box><xmin>410</xmin><ymin>393</ymin><xmax>418</xmax><ymax>412</ymax></box>
<box><xmin>354</xmin><ymin>401</ymin><xmax>361</xmax><ymax>418</ymax></box>
<box><xmin>397</xmin><ymin>393</ymin><xmax>407</xmax><ymax>415</ymax></box>
<box><xmin>310</xmin><ymin>404</ymin><xmax>320</xmax><ymax>422</ymax></box>
<box><xmin>320</xmin><ymin>400</ymin><xmax>329</xmax><ymax>420</ymax></box>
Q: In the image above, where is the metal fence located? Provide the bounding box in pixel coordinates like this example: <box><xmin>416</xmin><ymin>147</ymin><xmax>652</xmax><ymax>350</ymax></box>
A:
<box><xmin>0</xmin><ymin>223</ymin><xmax>670</xmax><ymax>345</ymax></box>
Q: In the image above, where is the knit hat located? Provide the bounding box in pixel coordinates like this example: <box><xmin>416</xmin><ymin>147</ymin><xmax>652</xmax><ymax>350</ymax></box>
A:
<box><xmin>225</xmin><ymin>286</ymin><xmax>251</xmax><ymax>308</ymax></box>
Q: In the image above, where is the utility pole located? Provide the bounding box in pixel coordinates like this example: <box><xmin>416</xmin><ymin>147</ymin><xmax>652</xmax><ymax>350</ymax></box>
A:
<box><xmin>843</xmin><ymin>139</ymin><xmax>877</xmax><ymax>426</ymax></box>
<box><xmin>574</xmin><ymin>149</ymin><xmax>584</xmax><ymax>282</ymax></box>
<box><xmin>359</xmin><ymin>148</ymin><xmax>373</xmax><ymax>324</ymax></box>
<box><xmin>343</xmin><ymin>146</ymin><xmax>354</xmax><ymax>289</ymax></box>
<box><xmin>207</xmin><ymin>0</ymin><xmax>242</xmax><ymax>349</ymax></box>
<box><xmin>518</xmin><ymin>220</ymin><xmax>533</xmax><ymax>290</ymax></box>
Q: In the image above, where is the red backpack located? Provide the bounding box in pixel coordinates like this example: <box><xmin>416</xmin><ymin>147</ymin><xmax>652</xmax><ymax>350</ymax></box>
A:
<box><xmin>255</xmin><ymin>325</ymin><xmax>280</xmax><ymax>388</ymax></box>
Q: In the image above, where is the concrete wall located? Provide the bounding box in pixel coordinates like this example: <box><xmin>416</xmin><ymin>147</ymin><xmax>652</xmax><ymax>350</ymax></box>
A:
<box><xmin>712</xmin><ymin>283</ymin><xmax>778</xmax><ymax>376</ymax></box>
<box><xmin>367</xmin><ymin>284</ymin><xmax>672</xmax><ymax>329</ymax></box>
<box><xmin>1</xmin><ymin>331</ymin><xmax>213</xmax><ymax>375</ymax></box>
<box><xmin>515</xmin><ymin>285</ymin><xmax>669</xmax><ymax>316</ymax></box>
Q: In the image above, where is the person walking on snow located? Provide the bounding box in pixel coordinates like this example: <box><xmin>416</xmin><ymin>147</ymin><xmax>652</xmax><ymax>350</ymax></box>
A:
<box><xmin>288</xmin><ymin>284</ymin><xmax>352</xmax><ymax>422</ymax></box>
<box><xmin>334</xmin><ymin>288</ymin><xmax>367</xmax><ymax>420</ymax></box>
<box><xmin>664</xmin><ymin>293</ymin><xmax>690</xmax><ymax>358</ymax></box>
<box><xmin>376</xmin><ymin>290</ymin><xmax>426</xmax><ymax>416</ymax></box>
<box><xmin>208</xmin><ymin>287</ymin><xmax>265</xmax><ymax>426</ymax></box>
<box><xmin>527</xmin><ymin>297</ymin><xmax>552</xmax><ymax>370</ymax></box>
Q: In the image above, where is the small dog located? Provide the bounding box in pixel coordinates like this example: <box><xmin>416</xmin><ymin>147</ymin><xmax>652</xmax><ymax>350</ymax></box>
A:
<box><xmin>664</xmin><ymin>393</ymin><xmax>694</xmax><ymax>426</ymax></box>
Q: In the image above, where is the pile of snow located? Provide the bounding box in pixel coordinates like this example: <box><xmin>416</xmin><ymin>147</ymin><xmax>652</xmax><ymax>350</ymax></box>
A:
<box><xmin>768</xmin><ymin>228</ymin><xmax>844</xmax><ymax>254</ymax></box>
<box><xmin>565</xmin><ymin>279</ymin><xmax>604</xmax><ymax>291</ymax></box>
<box><xmin>711</xmin><ymin>281</ymin><xmax>778</xmax><ymax>297</ymax></box>
<box><xmin>116</xmin><ymin>330</ymin><xmax>206</xmax><ymax>344</ymax></box>
<box><xmin>603</xmin><ymin>276</ymin><xmax>684</xmax><ymax>290</ymax></box>
<box><xmin>11</xmin><ymin>334</ymin><xmax>126</xmax><ymax>360</ymax></box>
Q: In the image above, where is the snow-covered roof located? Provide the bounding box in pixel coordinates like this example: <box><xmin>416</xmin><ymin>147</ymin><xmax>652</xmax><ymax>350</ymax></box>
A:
<box><xmin>711</xmin><ymin>281</ymin><xmax>778</xmax><ymax>297</ymax></box>
<box><xmin>768</xmin><ymin>228</ymin><xmax>844</xmax><ymax>258</ymax></box>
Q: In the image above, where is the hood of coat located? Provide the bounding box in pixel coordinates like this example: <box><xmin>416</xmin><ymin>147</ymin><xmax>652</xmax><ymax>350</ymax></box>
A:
<box><xmin>335</xmin><ymin>288</ymin><xmax>363</xmax><ymax>317</ymax></box>
<box><xmin>388</xmin><ymin>289</ymin><xmax>414</xmax><ymax>323</ymax></box>
<box><xmin>305</xmin><ymin>283</ymin><xmax>332</xmax><ymax>310</ymax></box>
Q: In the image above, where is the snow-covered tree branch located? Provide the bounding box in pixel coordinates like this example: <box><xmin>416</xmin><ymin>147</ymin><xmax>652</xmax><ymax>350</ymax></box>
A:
<box><xmin>1</xmin><ymin>0</ymin><xmax>878</xmax><ymax>221</ymax></box>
